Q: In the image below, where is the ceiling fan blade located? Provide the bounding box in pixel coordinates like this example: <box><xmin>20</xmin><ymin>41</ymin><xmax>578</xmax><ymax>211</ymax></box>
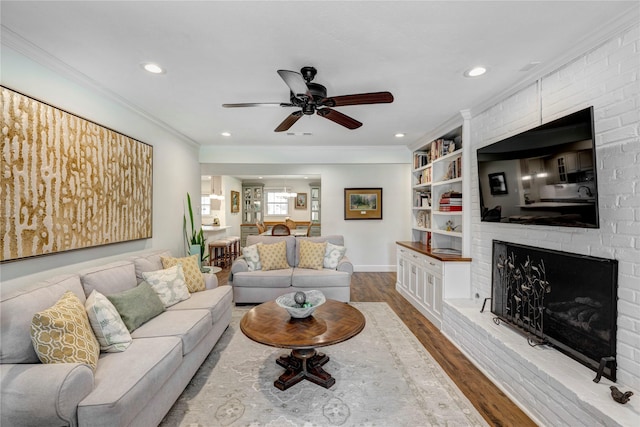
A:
<box><xmin>275</xmin><ymin>111</ymin><xmax>304</xmax><ymax>132</ymax></box>
<box><xmin>321</xmin><ymin>91</ymin><xmax>394</xmax><ymax>107</ymax></box>
<box><xmin>316</xmin><ymin>108</ymin><xmax>362</xmax><ymax>129</ymax></box>
<box><xmin>222</xmin><ymin>102</ymin><xmax>294</xmax><ymax>108</ymax></box>
<box><xmin>277</xmin><ymin>70</ymin><xmax>312</xmax><ymax>100</ymax></box>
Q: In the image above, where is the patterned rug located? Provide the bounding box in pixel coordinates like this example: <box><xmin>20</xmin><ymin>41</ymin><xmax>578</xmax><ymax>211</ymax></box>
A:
<box><xmin>160</xmin><ymin>302</ymin><xmax>488</xmax><ymax>427</ymax></box>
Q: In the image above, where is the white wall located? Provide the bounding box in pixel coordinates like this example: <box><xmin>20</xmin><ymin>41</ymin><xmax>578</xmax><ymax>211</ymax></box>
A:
<box><xmin>1</xmin><ymin>46</ymin><xmax>202</xmax><ymax>292</ymax></box>
<box><xmin>199</xmin><ymin>161</ymin><xmax>412</xmax><ymax>271</ymax></box>
<box><xmin>469</xmin><ymin>24</ymin><xmax>640</xmax><ymax>390</ymax></box>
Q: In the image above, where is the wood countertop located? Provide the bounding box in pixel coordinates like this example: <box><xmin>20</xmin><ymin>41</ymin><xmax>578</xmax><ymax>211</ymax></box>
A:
<box><xmin>396</xmin><ymin>241</ymin><xmax>471</xmax><ymax>262</ymax></box>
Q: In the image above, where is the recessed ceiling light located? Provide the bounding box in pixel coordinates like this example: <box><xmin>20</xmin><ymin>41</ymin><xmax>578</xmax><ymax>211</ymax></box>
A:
<box><xmin>464</xmin><ymin>66</ymin><xmax>487</xmax><ymax>78</ymax></box>
<box><xmin>141</xmin><ymin>63</ymin><xmax>165</xmax><ymax>74</ymax></box>
<box><xmin>221</xmin><ymin>132</ymin><xmax>231</xmax><ymax>137</ymax></box>
<box><xmin>395</xmin><ymin>133</ymin><xmax>405</xmax><ymax>138</ymax></box>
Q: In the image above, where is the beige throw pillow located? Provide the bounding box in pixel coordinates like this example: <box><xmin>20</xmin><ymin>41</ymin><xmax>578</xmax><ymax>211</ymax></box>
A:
<box><xmin>298</xmin><ymin>240</ymin><xmax>327</xmax><ymax>270</ymax></box>
<box><xmin>257</xmin><ymin>241</ymin><xmax>290</xmax><ymax>271</ymax></box>
<box><xmin>161</xmin><ymin>254</ymin><xmax>205</xmax><ymax>292</ymax></box>
<box><xmin>31</xmin><ymin>291</ymin><xmax>100</xmax><ymax>371</ymax></box>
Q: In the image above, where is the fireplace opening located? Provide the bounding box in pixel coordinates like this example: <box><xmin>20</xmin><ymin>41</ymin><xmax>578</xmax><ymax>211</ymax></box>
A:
<box><xmin>491</xmin><ymin>240</ymin><xmax>618</xmax><ymax>381</ymax></box>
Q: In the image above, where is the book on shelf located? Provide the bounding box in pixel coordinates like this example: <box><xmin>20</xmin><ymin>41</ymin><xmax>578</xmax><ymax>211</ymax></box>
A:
<box><xmin>430</xmin><ymin>138</ymin><xmax>458</xmax><ymax>161</ymax></box>
<box><xmin>439</xmin><ymin>191</ymin><xmax>462</xmax><ymax>211</ymax></box>
<box><xmin>445</xmin><ymin>157</ymin><xmax>462</xmax><ymax>180</ymax></box>
<box><xmin>413</xmin><ymin>151</ymin><xmax>431</xmax><ymax>169</ymax></box>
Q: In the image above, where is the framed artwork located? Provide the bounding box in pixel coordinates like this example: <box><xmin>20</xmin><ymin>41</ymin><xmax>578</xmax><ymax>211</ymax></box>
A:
<box><xmin>230</xmin><ymin>190</ymin><xmax>240</xmax><ymax>213</ymax></box>
<box><xmin>488</xmin><ymin>172</ymin><xmax>508</xmax><ymax>195</ymax></box>
<box><xmin>344</xmin><ymin>188</ymin><xmax>382</xmax><ymax>220</ymax></box>
<box><xmin>295</xmin><ymin>193</ymin><xmax>307</xmax><ymax>209</ymax></box>
<box><xmin>0</xmin><ymin>86</ymin><xmax>153</xmax><ymax>262</ymax></box>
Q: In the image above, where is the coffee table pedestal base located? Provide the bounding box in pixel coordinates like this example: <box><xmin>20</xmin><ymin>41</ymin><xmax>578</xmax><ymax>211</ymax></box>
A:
<box><xmin>274</xmin><ymin>348</ymin><xmax>335</xmax><ymax>390</ymax></box>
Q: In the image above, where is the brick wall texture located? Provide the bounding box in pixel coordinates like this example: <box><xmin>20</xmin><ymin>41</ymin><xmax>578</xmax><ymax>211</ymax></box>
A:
<box><xmin>468</xmin><ymin>24</ymin><xmax>639</xmax><ymax>391</ymax></box>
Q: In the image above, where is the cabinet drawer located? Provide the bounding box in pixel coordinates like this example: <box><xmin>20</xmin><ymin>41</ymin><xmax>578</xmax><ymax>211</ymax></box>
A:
<box><xmin>420</xmin><ymin>256</ymin><xmax>441</xmax><ymax>273</ymax></box>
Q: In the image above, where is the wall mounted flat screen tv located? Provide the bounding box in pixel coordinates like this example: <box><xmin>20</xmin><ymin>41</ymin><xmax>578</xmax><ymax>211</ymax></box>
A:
<box><xmin>477</xmin><ymin>107</ymin><xmax>599</xmax><ymax>228</ymax></box>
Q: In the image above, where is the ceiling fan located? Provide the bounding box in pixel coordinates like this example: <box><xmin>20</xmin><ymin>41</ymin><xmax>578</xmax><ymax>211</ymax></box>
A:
<box><xmin>222</xmin><ymin>66</ymin><xmax>394</xmax><ymax>132</ymax></box>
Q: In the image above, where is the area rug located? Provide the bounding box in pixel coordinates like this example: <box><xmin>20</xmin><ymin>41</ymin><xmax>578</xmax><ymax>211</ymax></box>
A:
<box><xmin>160</xmin><ymin>302</ymin><xmax>488</xmax><ymax>426</ymax></box>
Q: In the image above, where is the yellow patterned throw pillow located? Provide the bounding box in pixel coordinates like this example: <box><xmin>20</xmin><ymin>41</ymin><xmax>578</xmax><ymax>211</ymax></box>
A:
<box><xmin>258</xmin><ymin>241</ymin><xmax>290</xmax><ymax>271</ymax></box>
<box><xmin>298</xmin><ymin>240</ymin><xmax>327</xmax><ymax>270</ymax></box>
<box><xmin>161</xmin><ymin>254</ymin><xmax>205</xmax><ymax>292</ymax></box>
<box><xmin>30</xmin><ymin>291</ymin><xmax>100</xmax><ymax>371</ymax></box>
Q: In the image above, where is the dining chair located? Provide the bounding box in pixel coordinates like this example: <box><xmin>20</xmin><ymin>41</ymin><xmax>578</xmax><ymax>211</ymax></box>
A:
<box><xmin>272</xmin><ymin>224</ymin><xmax>291</xmax><ymax>235</ymax></box>
<box><xmin>305</xmin><ymin>223</ymin><xmax>313</xmax><ymax>237</ymax></box>
<box><xmin>285</xmin><ymin>218</ymin><xmax>296</xmax><ymax>231</ymax></box>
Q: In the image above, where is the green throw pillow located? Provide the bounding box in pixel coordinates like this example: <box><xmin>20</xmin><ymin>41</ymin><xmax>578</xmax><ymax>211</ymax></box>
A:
<box><xmin>107</xmin><ymin>282</ymin><xmax>165</xmax><ymax>332</ymax></box>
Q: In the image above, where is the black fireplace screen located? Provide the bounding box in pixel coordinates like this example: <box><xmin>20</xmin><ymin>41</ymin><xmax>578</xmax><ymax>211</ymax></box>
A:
<box><xmin>491</xmin><ymin>240</ymin><xmax>618</xmax><ymax>381</ymax></box>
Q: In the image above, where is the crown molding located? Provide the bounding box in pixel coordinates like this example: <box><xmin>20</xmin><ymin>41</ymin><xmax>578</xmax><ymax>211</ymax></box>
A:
<box><xmin>467</xmin><ymin>8</ymin><xmax>639</xmax><ymax>119</ymax></box>
<box><xmin>1</xmin><ymin>25</ymin><xmax>200</xmax><ymax>148</ymax></box>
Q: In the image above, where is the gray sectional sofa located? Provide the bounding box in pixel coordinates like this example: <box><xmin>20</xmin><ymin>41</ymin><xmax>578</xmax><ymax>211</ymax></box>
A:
<box><xmin>229</xmin><ymin>235</ymin><xmax>353</xmax><ymax>303</ymax></box>
<box><xmin>0</xmin><ymin>249</ymin><xmax>233</xmax><ymax>427</ymax></box>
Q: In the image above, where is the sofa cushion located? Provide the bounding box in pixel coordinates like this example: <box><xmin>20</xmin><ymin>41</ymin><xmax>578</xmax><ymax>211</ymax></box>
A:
<box><xmin>298</xmin><ymin>240</ymin><xmax>327</xmax><ymax>270</ymax></box>
<box><xmin>143</xmin><ymin>264</ymin><xmax>191</xmax><ymax>308</ymax></box>
<box><xmin>77</xmin><ymin>336</ymin><xmax>182</xmax><ymax>427</ymax></box>
<box><xmin>1</xmin><ymin>274</ymin><xmax>86</xmax><ymax>364</ymax></box>
<box><xmin>167</xmin><ymin>285</ymin><xmax>233</xmax><ymax>325</ymax></box>
<box><xmin>30</xmin><ymin>291</ymin><xmax>100</xmax><ymax>371</ymax></box>
<box><xmin>85</xmin><ymin>290</ymin><xmax>132</xmax><ymax>353</ymax></box>
<box><xmin>292</xmin><ymin>268</ymin><xmax>352</xmax><ymax>288</ymax></box>
<box><xmin>130</xmin><ymin>309</ymin><xmax>211</xmax><ymax>355</ymax></box>
<box><xmin>246</xmin><ymin>235</ymin><xmax>296</xmax><ymax>266</ymax></box>
<box><xmin>79</xmin><ymin>261</ymin><xmax>138</xmax><ymax>298</ymax></box>
<box><xmin>232</xmin><ymin>269</ymin><xmax>293</xmax><ymax>288</ymax></box>
<box><xmin>258</xmin><ymin>241</ymin><xmax>290</xmax><ymax>270</ymax></box>
<box><xmin>161</xmin><ymin>254</ymin><xmax>205</xmax><ymax>292</ymax></box>
<box><xmin>324</xmin><ymin>242</ymin><xmax>347</xmax><ymax>269</ymax></box>
<box><xmin>130</xmin><ymin>249</ymin><xmax>172</xmax><ymax>282</ymax></box>
<box><xmin>241</xmin><ymin>243</ymin><xmax>262</xmax><ymax>271</ymax></box>
<box><xmin>295</xmin><ymin>235</ymin><xmax>345</xmax><ymax>266</ymax></box>
<box><xmin>107</xmin><ymin>282</ymin><xmax>165</xmax><ymax>332</ymax></box>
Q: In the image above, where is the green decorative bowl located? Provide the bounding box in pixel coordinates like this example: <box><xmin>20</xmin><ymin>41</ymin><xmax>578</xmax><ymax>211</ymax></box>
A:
<box><xmin>276</xmin><ymin>290</ymin><xmax>326</xmax><ymax>318</ymax></box>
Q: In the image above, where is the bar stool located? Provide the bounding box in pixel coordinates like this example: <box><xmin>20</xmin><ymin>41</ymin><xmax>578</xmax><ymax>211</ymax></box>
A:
<box><xmin>225</xmin><ymin>236</ymin><xmax>241</xmax><ymax>262</ymax></box>
<box><xmin>209</xmin><ymin>240</ymin><xmax>232</xmax><ymax>267</ymax></box>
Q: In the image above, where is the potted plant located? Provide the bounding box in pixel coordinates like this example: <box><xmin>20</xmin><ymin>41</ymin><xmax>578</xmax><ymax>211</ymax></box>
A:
<box><xmin>184</xmin><ymin>192</ymin><xmax>209</xmax><ymax>268</ymax></box>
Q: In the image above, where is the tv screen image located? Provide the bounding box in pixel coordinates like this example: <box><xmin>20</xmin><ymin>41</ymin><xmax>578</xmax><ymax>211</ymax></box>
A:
<box><xmin>477</xmin><ymin>107</ymin><xmax>599</xmax><ymax>228</ymax></box>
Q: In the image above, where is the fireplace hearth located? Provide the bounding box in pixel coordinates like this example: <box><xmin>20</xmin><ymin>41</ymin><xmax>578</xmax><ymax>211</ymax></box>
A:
<box><xmin>491</xmin><ymin>240</ymin><xmax>618</xmax><ymax>381</ymax></box>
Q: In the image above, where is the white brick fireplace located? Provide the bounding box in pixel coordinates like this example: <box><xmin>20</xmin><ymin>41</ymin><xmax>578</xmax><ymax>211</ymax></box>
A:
<box><xmin>442</xmin><ymin>21</ymin><xmax>639</xmax><ymax>426</ymax></box>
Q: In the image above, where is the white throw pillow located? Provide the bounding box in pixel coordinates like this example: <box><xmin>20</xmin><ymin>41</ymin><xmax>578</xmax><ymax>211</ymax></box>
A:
<box><xmin>324</xmin><ymin>242</ymin><xmax>347</xmax><ymax>269</ymax></box>
<box><xmin>142</xmin><ymin>264</ymin><xmax>191</xmax><ymax>308</ymax></box>
<box><xmin>242</xmin><ymin>243</ymin><xmax>263</xmax><ymax>271</ymax></box>
<box><xmin>85</xmin><ymin>290</ymin><xmax>132</xmax><ymax>353</ymax></box>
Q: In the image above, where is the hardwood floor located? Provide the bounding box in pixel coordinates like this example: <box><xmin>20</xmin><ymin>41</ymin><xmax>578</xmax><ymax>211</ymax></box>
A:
<box><xmin>217</xmin><ymin>269</ymin><xmax>536</xmax><ymax>427</ymax></box>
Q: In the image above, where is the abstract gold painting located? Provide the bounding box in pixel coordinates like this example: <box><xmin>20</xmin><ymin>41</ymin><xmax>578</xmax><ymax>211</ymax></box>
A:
<box><xmin>1</xmin><ymin>87</ymin><xmax>153</xmax><ymax>262</ymax></box>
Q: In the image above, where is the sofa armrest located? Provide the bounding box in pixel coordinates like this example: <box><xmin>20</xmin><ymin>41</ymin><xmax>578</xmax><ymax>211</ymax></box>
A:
<box><xmin>1</xmin><ymin>363</ymin><xmax>94</xmax><ymax>427</ymax></box>
<box><xmin>203</xmin><ymin>272</ymin><xmax>218</xmax><ymax>290</ymax></box>
<box><xmin>336</xmin><ymin>255</ymin><xmax>354</xmax><ymax>275</ymax></box>
<box><xmin>228</xmin><ymin>258</ymin><xmax>249</xmax><ymax>283</ymax></box>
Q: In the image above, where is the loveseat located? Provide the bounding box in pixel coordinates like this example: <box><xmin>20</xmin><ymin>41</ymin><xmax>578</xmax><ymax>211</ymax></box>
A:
<box><xmin>229</xmin><ymin>235</ymin><xmax>353</xmax><ymax>303</ymax></box>
<box><xmin>0</xmin><ymin>249</ymin><xmax>233</xmax><ymax>427</ymax></box>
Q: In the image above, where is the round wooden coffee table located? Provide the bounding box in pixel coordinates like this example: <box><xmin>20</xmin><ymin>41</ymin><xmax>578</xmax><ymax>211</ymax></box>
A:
<box><xmin>240</xmin><ymin>299</ymin><xmax>365</xmax><ymax>390</ymax></box>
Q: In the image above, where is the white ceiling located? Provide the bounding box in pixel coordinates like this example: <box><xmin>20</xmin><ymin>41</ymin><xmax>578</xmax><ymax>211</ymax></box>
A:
<box><xmin>1</xmin><ymin>1</ymin><xmax>637</xmax><ymax>149</ymax></box>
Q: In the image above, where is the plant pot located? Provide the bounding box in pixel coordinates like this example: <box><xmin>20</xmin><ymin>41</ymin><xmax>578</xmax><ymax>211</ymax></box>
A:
<box><xmin>189</xmin><ymin>244</ymin><xmax>202</xmax><ymax>269</ymax></box>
